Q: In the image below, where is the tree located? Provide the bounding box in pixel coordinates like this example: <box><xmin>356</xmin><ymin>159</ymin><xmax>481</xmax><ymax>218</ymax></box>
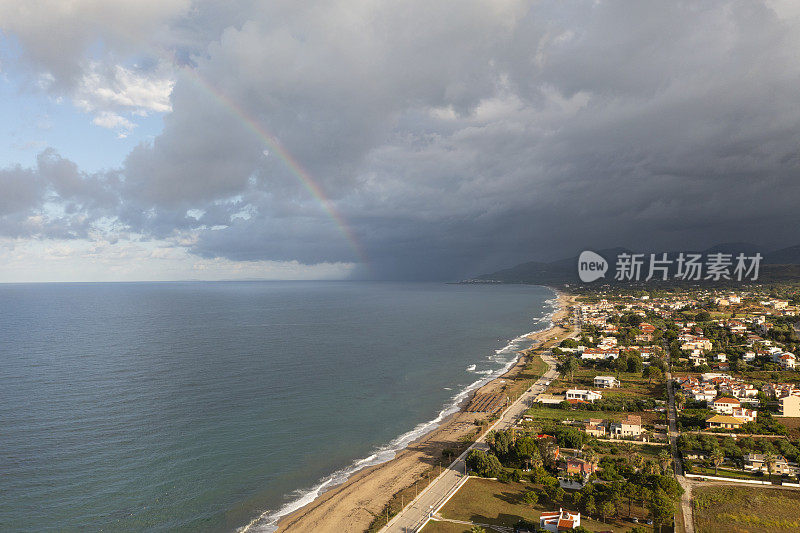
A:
<box><xmin>489</xmin><ymin>430</ymin><xmax>514</xmax><ymax>462</ymax></box>
<box><xmin>659</xmin><ymin>449</ymin><xmax>674</xmax><ymax>474</ymax></box>
<box><xmin>763</xmin><ymin>451</ymin><xmax>777</xmax><ymax>483</ymax></box>
<box><xmin>537</xmin><ymin>438</ymin><xmax>559</xmax><ymax>469</ymax></box>
<box><xmin>675</xmin><ymin>391</ymin><xmax>686</xmax><ymax>411</ymax></box>
<box><xmin>696</xmin><ymin>311</ymin><xmax>712</xmax><ymax>322</ymax></box>
<box><xmin>647</xmin><ymin>489</ymin><xmax>675</xmax><ymax>529</ymax></box>
<box><xmin>470</xmin><ymin>527</ymin><xmax>487</xmax><ymax>533</ymax></box>
<box><xmin>632</xmin><ymin>452</ymin><xmax>645</xmax><ymax>470</ymax></box>
<box><xmin>584</xmin><ymin>496</ymin><xmax>596</xmax><ymax>517</ymax></box>
<box><xmin>627</xmin><ymin>353</ymin><xmax>644</xmax><ymax>373</ymax></box>
<box><xmin>624</xmin><ymin>482</ymin><xmax>637</xmax><ymax>516</ymax></box>
<box><xmin>710</xmin><ymin>447</ymin><xmax>724</xmax><ymax>476</ymax></box>
<box><xmin>522</xmin><ymin>490</ymin><xmax>539</xmax><ymax>506</ymax></box>
<box><xmin>466</xmin><ymin>450</ymin><xmax>503</xmax><ymax>478</ymax></box>
<box><xmin>621</xmin><ymin>444</ymin><xmax>636</xmax><ymax>469</ymax></box>
<box><xmin>600</xmin><ymin>501</ymin><xmax>615</xmax><ymax>523</ymax></box>
<box><xmin>561</xmin><ymin>338</ymin><xmax>578</xmax><ymax>349</ymax></box>
<box><xmin>643</xmin><ymin>460</ymin><xmax>660</xmax><ymax>476</ymax></box>
<box><xmin>563</xmin><ymin>356</ymin><xmax>578</xmax><ymax>383</ymax></box>
<box><xmin>647</xmin><ymin>366</ymin><xmax>663</xmax><ymax>383</ymax></box>
<box><xmin>584</xmin><ymin>449</ymin><xmax>598</xmax><ymax>472</ymax></box>
<box><xmin>515</xmin><ymin>436</ymin><xmax>539</xmax><ymax>470</ymax></box>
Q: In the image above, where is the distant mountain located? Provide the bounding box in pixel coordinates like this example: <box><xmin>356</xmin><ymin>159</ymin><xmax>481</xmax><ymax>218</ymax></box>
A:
<box><xmin>474</xmin><ymin>243</ymin><xmax>800</xmax><ymax>286</ymax></box>
<box><xmin>703</xmin><ymin>242</ymin><xmax>767</xmax><ymax>256</ymax></box>
<box><xmin>765</xmin><ymin>245</ymin><xmax>800</xmax><ymax>265</ymax></box>
<box><xmin>475</xmin><ymin>247</ymin><xmax>628</xmax><ymax>284</ymax></box>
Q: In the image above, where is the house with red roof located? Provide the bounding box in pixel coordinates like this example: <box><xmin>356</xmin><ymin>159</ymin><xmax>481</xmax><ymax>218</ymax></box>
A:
<box><xmin>563</xmin><ymin>457</ymin><xmax>597</xmax><ymax>476</ymax></box>
<box><xmin>539</xmin><ymin>508</ymin><xmax>581</xmax><ymax>532</ymax></box>
<box><xmin>711</xmin><ymin>397</ymin><xmax>740</xmax><ymax>415</ymax></box>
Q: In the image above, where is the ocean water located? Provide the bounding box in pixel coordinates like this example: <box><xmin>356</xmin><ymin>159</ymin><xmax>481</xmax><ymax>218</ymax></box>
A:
<box><xmin>0</xmin><ymin>281</ymin><xmax>555</xmax><ymax>532</ymax></box>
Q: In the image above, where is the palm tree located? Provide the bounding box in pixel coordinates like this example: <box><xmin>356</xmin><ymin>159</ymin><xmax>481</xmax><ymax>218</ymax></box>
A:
<box><xmin>659</xmin><ymin>449</ymin><xmax>673</xmax><ymax>474</ymax></box>
<box><xmin>644</xmin><ymin>460</ymin><xmax>660</xmax><ymax>476</ymax></box>
<box><xmin>632</xmin><ymin>452</ymin><xmax>644</xmax><ymax>470</ymax></box>
<box><xmin>584</xmin><ymin>449</ymin><xmax>598</xmax><ymax>472</ymax></box>
<box><xmin>675</xmin><ymin>391</ymin><xmax>686</xmax><ymax>411</ymax></box>
<box><xmin>763</xmin><ymin>451</ymin><xmax>777</xmax><ymax>483</ymax></box>
<box><xmin>710</xmin><ymin>448</ymin><xmax>724</xmax><ymax>476</ymax></box>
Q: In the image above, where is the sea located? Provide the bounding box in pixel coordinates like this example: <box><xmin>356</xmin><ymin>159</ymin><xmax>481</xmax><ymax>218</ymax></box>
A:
<box><xmin>0</xmin><ymin>281</ymin><xmax>556</xmax><ymax>532</ymax></box>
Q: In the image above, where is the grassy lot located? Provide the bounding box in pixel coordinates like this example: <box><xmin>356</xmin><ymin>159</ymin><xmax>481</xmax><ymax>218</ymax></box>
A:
<box><xmin>736</xmin><ymin>370</ymin><xmax>800</xmax><ymax>384</ymax></box>
<box><xmin>688</xmin><ymin>465</ymin><xmax>768</xmax><ymax>481</ymax></box>
<box><xmin>592</xmin><ymin>441</ymin><xmax>665</xmax><ymax>459</ymax></box>
<box><xmin>524</xmin><ymin>405</ymin><xmax>660</xmax><ymax>427</ymax></box>
<box><xmin>551</xmin><ymin>368</ymin><xmax>666</xmax><ymax>400</ymax></box>
<box><xmin>693</xmin><ymin>485</ymin><xmax>800</xmax><ymax>532</ymax></box>
<box><xmin>420</xmin><ymin>520</ymin><xmax>472</xmax><ymax>533</ymax></box>
<box><xmin>436</xmin><ymin>477</ymin><xmax>642</xmax><ymax>532</ymax></box>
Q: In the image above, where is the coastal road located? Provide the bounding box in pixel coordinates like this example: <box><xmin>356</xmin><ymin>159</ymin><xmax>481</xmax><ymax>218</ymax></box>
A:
<box><xmin>381</xmin><ymin>343</ymin><xmax>563</xmax><ymax>533</ymax></box>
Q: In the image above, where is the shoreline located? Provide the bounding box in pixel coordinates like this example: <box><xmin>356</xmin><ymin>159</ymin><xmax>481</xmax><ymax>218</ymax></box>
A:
<box><xmin>245</xmin><ymin>287</ymin><xmax>573</xmax><ymax>533</ymax></box>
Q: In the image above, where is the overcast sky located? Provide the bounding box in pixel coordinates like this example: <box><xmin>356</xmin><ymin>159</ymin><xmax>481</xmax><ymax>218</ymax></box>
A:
<box><xmin>2</xmin><ymin>1</ymin><xmax>800</xmax><ymax>282</ymax></box>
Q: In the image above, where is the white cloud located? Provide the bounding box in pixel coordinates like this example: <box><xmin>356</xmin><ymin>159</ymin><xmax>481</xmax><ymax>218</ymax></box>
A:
<box><xmin>75</xmin><ymin>63</ymin><xmax>174</xmax><ymax>115</ymax></box>
<box><xmin>73</xmin><ymin>62</ymin><xmax>174</xmax><ymax>135</ymax></box>
<box><xmin>0</xmin><ymin>237</ymin><xmax>356</xmax><ymax>282</ymax></box>
<box><xmin>92</xmin><ymin>111</ymin><xmax>136</xmax><ymax>137</ymax></box>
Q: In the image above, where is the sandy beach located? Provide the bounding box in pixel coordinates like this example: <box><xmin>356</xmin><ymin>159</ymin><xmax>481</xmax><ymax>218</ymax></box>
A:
<box><xmin>270</xmin><ymin>289</ymin><xmax>576</xmax><ymax>533</ymax></box>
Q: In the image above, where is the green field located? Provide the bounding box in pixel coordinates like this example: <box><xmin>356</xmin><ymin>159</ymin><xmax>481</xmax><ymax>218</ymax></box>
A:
<box><xmin>693</xmin><ymin>485</ymin><xmax>800</xmax><ymax>532</ymax></box>
<box><xmin>420</xmin><ymin>520</ymin><xmax>472</xmax><ymax>533</ymax></box>
<box><xmin>688</xmin><ymin>466</ymin><xmax>768</xmax><ymax>481</ymax></box>
<box><xmin>552</xmin><ymin>368</ymin><xmax>665</xmax><ymax>400</ymax></box>
<box><xmin>432</xmin><ymin>477</ymin><xmax>641</xmax><ymax>532</ymax></box>
<box><xmin>524</xmin><ymin>405</ymin><xmax>660</xmax><ymax>426</ymax></box>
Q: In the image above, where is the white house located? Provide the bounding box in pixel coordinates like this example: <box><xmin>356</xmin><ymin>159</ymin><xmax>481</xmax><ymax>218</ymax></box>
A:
<box><xmin>609</xmin><ymin>414</ymin><xmax>643</xmax><ymax>438</ymax></box>
<box><xmin>593</xmin><ymin>376</ymin><xmax>620</xmax><ymax>388</ymax></box>
<box><xmin>566</xmin><ymin>389</ymin><xmax>603</xmax><ymax>403</ymax></box>
<box><xmin>689</xmin><ymin>352</ymin><xmax>707</xmax><ymax>367</ymax></box>
<box><xmin>731</xmin><ymin>407</ymin><xmax>757</xmax><ymax>422</ymax></box>
<box><xmin>711</xmin><ymin>397</ymin><xmax>741</xmax><ymax>415</ymax></box>
<box><xmin>539</xmin><ymin>508</ymin><xmax>580</xmax><ymax>532</ymax></box>
<box><xmin>580</xmin><ymin>348</ymin><xmax>620</xmax><ymax>361</ymax></box>
<box><xmin>780</xmin><ymin>353</ymin><xmax>796</xmax><ymax>370</ymax></box>
<box><xmin>690</xmin><ymin>387</ymin><xmax>717</xmax><ymax>403</ymax></box>
<box><xmin>745</xmin><ymin>454</ymin><xmax>794</xmax><ymax>475</ymax></box>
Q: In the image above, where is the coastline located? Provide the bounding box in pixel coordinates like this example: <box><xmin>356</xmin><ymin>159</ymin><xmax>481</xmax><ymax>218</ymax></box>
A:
<box><xmin>246</xmin><ymin>287</ymin><xmax>573</xmax><ymax>533</ymax></box>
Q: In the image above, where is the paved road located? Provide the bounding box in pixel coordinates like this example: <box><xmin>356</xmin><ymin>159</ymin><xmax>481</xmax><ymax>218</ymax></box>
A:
<box><xmin>381</xmin><ymin>343</ymin><xmax>564</xmax><ymax>532</ymax></box>
<box><xmin>665</xmin><ymin>355</ymin><xmax>694</xmax><ymax>533</ymax></box>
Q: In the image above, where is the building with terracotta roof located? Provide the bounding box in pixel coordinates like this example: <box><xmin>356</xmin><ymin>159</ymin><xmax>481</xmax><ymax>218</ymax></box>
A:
<box><xmin>711</xmin><ymin>397</ymin><xmax>741</xmax><ymax>414</ymax></box>
<box><xmin>563</xmin><ymin>457</ymin><xmax>597</xmax><ymax>476</ymax></box>
<box><xmin>539</xmin><ymin>508</ymin><xmax>581</xmax><ymax>532</ymax></box>
<box><xmin>609</xmin><ymin>414</ymin><xmax>642</xmax><ymax>438</ymax></box>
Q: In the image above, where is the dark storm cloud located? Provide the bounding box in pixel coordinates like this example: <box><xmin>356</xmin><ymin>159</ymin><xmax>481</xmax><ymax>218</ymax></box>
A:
<box><xmin>4</xmin><ymin>1</ymin><xmax>800</xmax><ymax>279</ymax></box>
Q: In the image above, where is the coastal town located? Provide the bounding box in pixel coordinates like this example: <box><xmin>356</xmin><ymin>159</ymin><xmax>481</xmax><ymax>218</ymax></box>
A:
<box><xmin>381</xmin><ymin>285</ymin><xmax>800</xmax><ymax>533</ymax></box>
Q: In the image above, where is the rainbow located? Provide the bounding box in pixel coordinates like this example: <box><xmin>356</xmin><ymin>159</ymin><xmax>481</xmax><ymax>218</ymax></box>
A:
<box><xmin>178</xmin><ymin>67</ymin><xmax>369</xmax><ymax>266</ymax></box>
